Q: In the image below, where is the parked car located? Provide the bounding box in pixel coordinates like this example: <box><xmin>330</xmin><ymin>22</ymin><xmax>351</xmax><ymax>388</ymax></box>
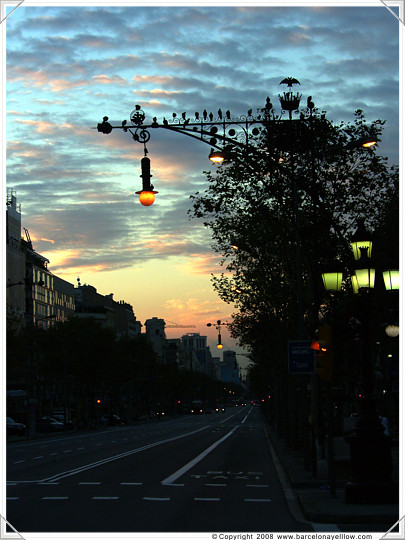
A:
<box><xmin>7</xmin><ymin>417</ymin><xmax>26</xmax><ymax>436</ymax></box>
<box><xmin>37</xmin><ymin>416</ymin><xmax>64</xmax><ymax>433</ymax></box>
<box><xmin>101</xmin><ymin>414</ymin><xmax>123</xmax><ymax>426</ymax></box>
<box><xmin>50</xmin><ymin>414</ymin><xmax>74</xmax><ymax>430</ymax></box>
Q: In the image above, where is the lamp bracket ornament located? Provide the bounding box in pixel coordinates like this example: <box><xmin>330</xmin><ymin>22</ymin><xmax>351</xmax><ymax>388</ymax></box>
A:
<box><xmin>96</xmin><ymin>78</ymin><xmax>315</xmax><ymax>154</ymax></box>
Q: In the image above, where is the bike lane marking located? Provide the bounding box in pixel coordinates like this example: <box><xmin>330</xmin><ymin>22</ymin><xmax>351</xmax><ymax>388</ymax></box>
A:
<box><xmin>161</xmin><ymin>425</ymin><xmax>239</xmax><ymax>485</ymax></box>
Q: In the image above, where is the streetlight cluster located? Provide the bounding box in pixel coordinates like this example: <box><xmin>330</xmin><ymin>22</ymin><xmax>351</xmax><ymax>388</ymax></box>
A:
<box><xmin>321</xmin><ymin>219</ymin><xmax>399</xmax><ymax>295</ymax></box>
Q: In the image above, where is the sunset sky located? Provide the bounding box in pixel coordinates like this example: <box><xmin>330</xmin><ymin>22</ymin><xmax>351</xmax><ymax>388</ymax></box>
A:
<box><xmin>3</xmin><ymin>1</ymin><xmax>401</xmax><ymax>362</ymax></box>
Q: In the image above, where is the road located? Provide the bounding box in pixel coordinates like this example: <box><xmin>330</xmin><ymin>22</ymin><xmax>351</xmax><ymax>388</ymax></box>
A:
<box><xmin>7</xmin><ymin>405</ymin><xmax>315</xmax><ymax>533</ymax></box>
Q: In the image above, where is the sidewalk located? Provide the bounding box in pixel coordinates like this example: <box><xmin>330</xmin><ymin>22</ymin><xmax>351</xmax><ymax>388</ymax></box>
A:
<box><xmin>265</xmin><ymin>423</ymin><xmax>400</xmax><ymax>527</ymax></box>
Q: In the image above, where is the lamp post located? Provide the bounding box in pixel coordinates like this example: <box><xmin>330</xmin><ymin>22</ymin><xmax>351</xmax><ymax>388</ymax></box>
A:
<box><xmin>207</xmin><ymin>320</ymin><xmax>229</xmax><ymax>350</ymax></box>
<box><xmin>321</xmin><ymin>220</ymin><xmax>399</xmax><ymax>503</ymax></box>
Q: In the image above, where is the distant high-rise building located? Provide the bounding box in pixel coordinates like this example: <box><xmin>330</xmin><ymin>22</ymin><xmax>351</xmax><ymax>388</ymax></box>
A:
<box><xmin>145</xmin><ymin>317</ymin><xmax>166</xmax><ymax>358</ymax></box>
<box><xmin>220</xmin><ymin>350</ymin><xmax>240</xmax><ymax>383</ymax></box>
<box><xmin>181</xmin><ymin>333</ymin><xmax>214</xmax><ymax>375</ymax></box>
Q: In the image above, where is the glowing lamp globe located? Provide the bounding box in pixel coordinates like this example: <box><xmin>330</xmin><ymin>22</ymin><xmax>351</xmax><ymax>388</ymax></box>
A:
<box><xmin>217</xmin><ymin>343</ymin><xmax>223</xmax><ymax>350</ymax></box>
<box><xmin>136</xmin><ymin>190</ymin><xmax>158</xmax><ymax>206</ymax></box>
<box><xmin>385</xmin><ymin>325</ymin><xmax>399</xmax><ymax>338</ymax></box>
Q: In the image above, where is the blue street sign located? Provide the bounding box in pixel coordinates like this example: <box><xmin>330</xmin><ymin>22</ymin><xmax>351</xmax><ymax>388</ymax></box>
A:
<box><xmin>288</xmin><ymin>340</ymin><xmax>315</xmax><ymax>374</ymax></box>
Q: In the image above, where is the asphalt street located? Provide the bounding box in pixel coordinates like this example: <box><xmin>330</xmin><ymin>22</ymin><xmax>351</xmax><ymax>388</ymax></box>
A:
<box><xmin>7</xmin><ymin>405</ymin><xmax>315</xmax><ymax>533</ymax></box>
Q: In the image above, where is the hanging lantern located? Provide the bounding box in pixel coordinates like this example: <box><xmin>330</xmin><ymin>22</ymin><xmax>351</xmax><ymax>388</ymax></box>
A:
<box><xmin>351</xmin><ymin>219</ymin><xmax>373</xmax><ymax>261</ymax></box>
<box><xmin>321</xmin><ymin>260</ymin><xmax>344</xmax><ymax>292</ymax></box>
<box><xmin>382</xmin><ymin>269</ymin><xmax>399</xmax><ymax>291</ymax></box>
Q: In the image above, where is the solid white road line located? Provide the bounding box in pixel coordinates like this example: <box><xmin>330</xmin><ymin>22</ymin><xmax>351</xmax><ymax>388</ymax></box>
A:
<box><xmin>161</xmin><ymin>425</ymin><xmax>239</xmax><ymax>485</ymax></box>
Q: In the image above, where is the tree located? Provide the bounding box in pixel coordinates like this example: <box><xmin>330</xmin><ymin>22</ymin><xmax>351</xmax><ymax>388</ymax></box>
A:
<box><xmin>189</xmin><ymin>100</ymin><xmax>398</xmax><ymax>444</ymax></box>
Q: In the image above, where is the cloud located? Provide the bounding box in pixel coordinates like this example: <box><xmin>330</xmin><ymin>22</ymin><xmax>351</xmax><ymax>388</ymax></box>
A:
<box><xmin>5</xmin><ymin>4</ymin><xmax>399</xmax><ymax>315</ymax></box>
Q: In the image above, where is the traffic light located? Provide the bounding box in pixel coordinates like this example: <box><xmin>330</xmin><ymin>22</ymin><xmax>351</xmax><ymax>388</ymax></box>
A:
<box><xmin>313</xmin><ymin>325</ymin><xmax>333</xmax><ymax>381</ymax></box>
<box><xmin>96</xmin><ymin>398</ymin><xmax>101</xmax><ymax>405</ymax></box>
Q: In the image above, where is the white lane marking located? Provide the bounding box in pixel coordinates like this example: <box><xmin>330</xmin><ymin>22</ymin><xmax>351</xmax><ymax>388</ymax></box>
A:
<box><xmin>37</xmin><ymin>482</ymin><xmax>60</xmax><ymax>485</ymax></box>
<box><xmin>13</xmin><ymin>460</ymin><xmax>25</xmax><ymax>464</ymax></box>
<box><xmin>79</xmin><ymin>482</ymin><xmax>101</xmax><ymax>485</ymax></box>
<box><xmin>77</xmin><ymin>447</ymin><xmax>85</xmax><ymax>450</ymax></box>
<box><xmin>161</xmin><ymin>425</ymin><xmax>239</xmax><ymax>485</ymax></box>
<box><xmin>143</xmin><ymin>497</ymin><xmax>170</xmax><ymax>501</ymax></box>
<box><xmin>33</xmin><ymin>456</ymin><xmax>44</xmax><ymax>460</ymax></box>
<box><xmin>246</xmin><ymin>484</ymin><xmax>269</xmax><ymax>488</ymax></box>
<box><xmin>120</xmin><ymin>482</ymin><xmax>143</xmax><ymax>485</ymax></box>
<box><xmin>7</xmin><ymin>497</ymin><xmax>19</xmax><ymax>500</ymax></box>
<box><xmin>241</xmin><ymin>407</ymin><xmax>254</xmax><ymax>424</ymax></box>
<box><xmin>42</xmin><ymin>497</ymin><xmax>69</xmax><ymax>500</ymax></box>
<box><xmin>194</xmin><ymin>497</ymin><xmax>220</xmax><ymax>501</ymax></box>
<box><xmin>63</xmin><ymin>449</ymin><xmax>72</xmax><ymax>453</ymax></box>
<box><xmin>162</xmin><ymin>483</ymin><xmax>184</xmax><ymax>487</ymax></box>
<box><xmin>92</xmin><ymin>497</ymin><xmax>119</xmax><ymax>500</ymax></box>
<box><xmin>38</xmin><ymin>425</ymin><xmax>210</xmax><ymax>483</ymax></box>
<box><xmin>49</xmin><ymin>453</ymin><xmax>58</xmax><ymax>456</ymax></box>
<box><xmin>205</xmin><ymin>483</ymin><xmax>226</xmax><ymax>487</ymax></box>
<box><xmin>244</xmin><ymin>498</ymin><xmax>272</xmax><ymax>502</ymax></box>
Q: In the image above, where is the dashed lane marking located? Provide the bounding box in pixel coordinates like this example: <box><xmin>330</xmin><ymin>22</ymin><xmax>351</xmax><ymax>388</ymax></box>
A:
<box><xmin>194</xmin><ymin>497</ymin><xmax>220</xmax><ymax>501</ymax></box>
<box><xmin>246</xmin><ymin>484</ymin><xmax>269</xmax><ymax>488</ymax></box>
<box><xmin>205</xmin><ymin>483</ymin><xmax>226</xmax><ymax>487</ymax></box>
<box><xmin>143</xmin><ymin>497</ymin><xmax>170</xmax><ymax>501</ymax></box>
<box><xmin>79</xmin><ymin>482</ymin><xmax>101</xmax><ymax>485</ymax></box>
<box><xmin>120</xmin><ymin>482</ymin><xmax>143</xmax><ymax>485</ymax></box>
<box><xmin>92</xmin><ymin>496</ymin><xmax>119</xmax><ymax>500</ymax></box>
<box><xmin>41</xmin><ymin>497</ymin><xmax>69</xmax><ymax>500</ymax></box>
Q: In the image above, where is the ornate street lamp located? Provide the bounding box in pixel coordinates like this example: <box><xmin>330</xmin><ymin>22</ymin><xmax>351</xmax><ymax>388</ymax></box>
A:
<box><xmin>135</xmin><ymin>155</ymin><xmax>158</xmax><ymax>206</ymax></box>
<box><xmin>321</xmin><ymin>219</ymin><xmax>398</xmax><ymax>504</ymax></box>
<box><xmin>207</xmin><ymin>320</ymin><xmax>229</xmax><ymax>350</ymax></box>
<box><xmin>209</xmin><ymin>149</ymin><xmax>225</xmax><ymax>163</ymax></box>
